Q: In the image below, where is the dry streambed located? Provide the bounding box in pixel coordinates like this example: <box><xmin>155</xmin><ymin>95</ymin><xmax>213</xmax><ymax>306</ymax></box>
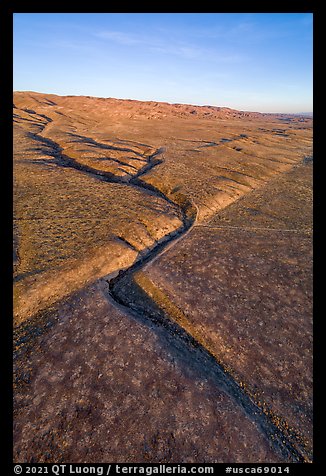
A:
<box><xmin>113</xmin><ymin>162</ymin><xmax>313</xmax><ymax>461</ymax></box>
<box><xmin>13</xmin><ymin>123</ymin><xmax>183</xmax><ymax>325</ymax></box>
<box><xmin>13</xmin><ymin>92</ymin><xmax>313</xmax><ymax>462</ymax></box>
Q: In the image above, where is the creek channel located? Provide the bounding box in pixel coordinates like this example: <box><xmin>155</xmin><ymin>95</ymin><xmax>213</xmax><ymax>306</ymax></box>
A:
<box><xmin>16</xmin><ymin>117</ymin><xmax>309</xmax><ymax>463</ymax></box>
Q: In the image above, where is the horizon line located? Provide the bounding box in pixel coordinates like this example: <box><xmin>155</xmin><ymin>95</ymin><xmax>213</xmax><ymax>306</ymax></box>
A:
<box><xmin>13</xmin><ymin>90</ymin><xmax>313</xmax><ymax>116</ymax></box>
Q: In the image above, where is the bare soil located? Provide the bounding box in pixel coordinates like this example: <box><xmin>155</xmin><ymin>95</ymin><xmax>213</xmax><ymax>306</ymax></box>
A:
<box><xmin>13</xmin><ymin>91</ymin><xmax>313</xmax><ymax>463</ymax></box>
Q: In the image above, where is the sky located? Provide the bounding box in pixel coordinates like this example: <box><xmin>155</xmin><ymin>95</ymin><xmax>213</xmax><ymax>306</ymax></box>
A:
<box><xmin>13</xmin><ymin>13</ymin><xmax>313</xmax><ymax>113</ymax></box>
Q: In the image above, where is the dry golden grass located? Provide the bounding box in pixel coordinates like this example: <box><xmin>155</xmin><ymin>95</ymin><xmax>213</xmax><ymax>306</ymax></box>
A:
<box><xmin>13</xmin><ymin>92</ymin><xmax>312</xmax><ymax>324</ymax></box>
<box><xmin>131</xmin><ymin>161</ymin><xmax>313</xmax><ymax>459</ymax></box>
<box><xmin>13</xmin><ymin>91</ymin><xmax>313</xmax><ymax>463</ymax></box>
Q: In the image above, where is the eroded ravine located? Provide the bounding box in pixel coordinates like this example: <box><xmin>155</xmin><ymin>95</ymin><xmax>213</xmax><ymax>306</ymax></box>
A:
<box><xmin>14</xmin><ymin>112</ymin><xmax>311</xmax><ymax>463</ymax></box>
<box><xmin>105</xmin><ymin>217</ymin><xmax>310</xmax><ymax>463</ymax></box>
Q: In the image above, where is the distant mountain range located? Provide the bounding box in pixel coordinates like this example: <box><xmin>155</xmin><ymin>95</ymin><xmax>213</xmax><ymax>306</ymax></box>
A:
<box><xmin>13</xmin><ymin>91</ymin><xmax>313</xmax><ymax>122</ymax></box>
<box><xmin>292</xmin><ymin>112</ymin><xmax>313</xmax><ymax>117</ymax></box>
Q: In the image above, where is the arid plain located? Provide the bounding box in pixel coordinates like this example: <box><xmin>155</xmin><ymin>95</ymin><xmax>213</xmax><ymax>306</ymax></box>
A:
<box><xmin>13</xmin><ymin>91</ymin><xmax>313</xmax><ymax>463</ymax></box>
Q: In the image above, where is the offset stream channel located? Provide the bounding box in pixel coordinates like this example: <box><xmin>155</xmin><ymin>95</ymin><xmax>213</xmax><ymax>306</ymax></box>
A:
<box><xmin>16</xmin><ymin>116</ymin><xmax>310</xmax><ymax>463</ymax></box>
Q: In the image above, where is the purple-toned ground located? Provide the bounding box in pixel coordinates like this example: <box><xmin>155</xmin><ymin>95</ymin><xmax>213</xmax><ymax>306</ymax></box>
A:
<box><xmin>13</xmin><ymin>92</ymin><xmax>313</xmax><ymax>463</ymax></box>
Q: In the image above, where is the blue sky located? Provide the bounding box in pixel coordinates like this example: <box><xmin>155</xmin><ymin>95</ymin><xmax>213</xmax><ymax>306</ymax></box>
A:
<box><xmin>13</xmin><ymin>13</ymin><xmax>313</xmax><ymax>113</ymax></box>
